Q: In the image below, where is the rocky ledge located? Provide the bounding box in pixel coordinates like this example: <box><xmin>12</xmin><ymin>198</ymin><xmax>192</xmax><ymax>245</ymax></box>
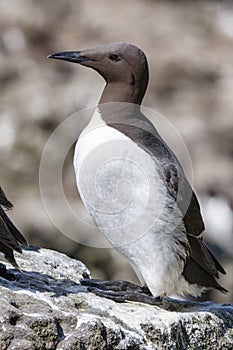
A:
<box><xmin>0</xmin><ymin>247</ymin><xmax>232</xmax><ymax>350</ymax></box>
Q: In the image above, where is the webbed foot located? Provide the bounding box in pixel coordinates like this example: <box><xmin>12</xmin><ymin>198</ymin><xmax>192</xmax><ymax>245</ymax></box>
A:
<box><xmin>80</xmin><ymin>278</ymin><xmax>162</xmax><ymax>305</ymax></box>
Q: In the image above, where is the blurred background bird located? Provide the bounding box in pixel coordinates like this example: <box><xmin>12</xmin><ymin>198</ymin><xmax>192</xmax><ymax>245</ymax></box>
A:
<box><xmin>0</xmin><ymin>186</ymin><xmax>28</xmax><ymax>269</ymax></box>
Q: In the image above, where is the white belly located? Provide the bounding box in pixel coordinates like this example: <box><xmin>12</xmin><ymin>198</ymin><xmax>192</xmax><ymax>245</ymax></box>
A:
<box><xmin>74</xmin><ymin>110</ymin><xmax>190</xmax><ymax>296</ymax></box>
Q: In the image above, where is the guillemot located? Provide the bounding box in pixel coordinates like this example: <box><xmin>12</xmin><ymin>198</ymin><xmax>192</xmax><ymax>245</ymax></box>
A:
<box><xmin>0</xmin><ymin>186</ymin><xmax>28</xmax><ymax>269</ymax></box>
<box><xmin>48</xmin><ymin>43</ymin><xmax>227</xmax><ymax>299</ymax></box>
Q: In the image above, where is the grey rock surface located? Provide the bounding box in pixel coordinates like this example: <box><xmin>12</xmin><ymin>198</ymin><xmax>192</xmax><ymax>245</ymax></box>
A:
<box><xmin>0</xmin><ymin>247</ymin><xmax>232</xmax><ymax>350</ymax></box>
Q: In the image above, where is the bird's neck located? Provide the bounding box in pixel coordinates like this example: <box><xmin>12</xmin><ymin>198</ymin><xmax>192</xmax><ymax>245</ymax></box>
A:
<box><xmin>97</xmin><ymin>78</ymin><xmax>149</xmax><ymax>128</ymax></box>
<box><xmin>99</xmin><ymin>81</ymin><xmax>145</xmax><ymax>105</ymax></box>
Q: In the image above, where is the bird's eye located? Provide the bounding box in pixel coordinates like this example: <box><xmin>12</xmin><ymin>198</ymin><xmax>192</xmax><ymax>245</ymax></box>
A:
<box><xmin>109</xmin><ymin>54</ymin><xmax>119</xmax><ymax>61</ymax></box>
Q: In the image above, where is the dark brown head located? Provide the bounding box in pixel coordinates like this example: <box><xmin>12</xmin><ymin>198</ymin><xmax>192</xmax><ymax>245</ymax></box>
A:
<box><xmin>48</xmin><ymin>42</ymin><xmax>149</xmax><ymax>104</ymax></box>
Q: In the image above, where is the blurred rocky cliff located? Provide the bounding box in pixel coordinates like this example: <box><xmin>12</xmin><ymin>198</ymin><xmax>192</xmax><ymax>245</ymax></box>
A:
<box><xmin>0</xmin><ymin>0</ymin><xmax>232</xmax><ymax>302</ymax></box>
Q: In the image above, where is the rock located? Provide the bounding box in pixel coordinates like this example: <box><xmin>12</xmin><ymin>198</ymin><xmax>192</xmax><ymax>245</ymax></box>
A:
<box><xmin>0</xmin><ymin>247</ymin><xmax>232</xmax><ymax>349</ymax></box>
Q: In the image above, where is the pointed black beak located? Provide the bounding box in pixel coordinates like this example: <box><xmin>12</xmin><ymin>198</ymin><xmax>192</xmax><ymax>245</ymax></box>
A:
<box><xmin>47</xmin><ymin>51</ymin><xmax>91</xmax><ymax>64</ymax></box>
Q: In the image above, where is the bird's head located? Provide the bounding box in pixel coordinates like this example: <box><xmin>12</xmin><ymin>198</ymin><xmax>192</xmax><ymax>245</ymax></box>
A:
<box><xmin>48</xmin><ymin>42</ymin><xmax>149</xmax><ymax>104</ymax></box>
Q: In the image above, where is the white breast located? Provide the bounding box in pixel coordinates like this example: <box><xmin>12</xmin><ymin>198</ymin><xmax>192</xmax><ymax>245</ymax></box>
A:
<box><xmin>74</xmin><ymin>109</ymin><xmax>129</xmax><ymax>177</ymax></box>
<box><xmin>74</xmin><ymin>109</ymin><xmax>166</xmax><ymax>239</ymax></box>
<box><xmin>74</xmin><ymin>109</ymin><xmax>190</xmax><ymax>297</ymax></box>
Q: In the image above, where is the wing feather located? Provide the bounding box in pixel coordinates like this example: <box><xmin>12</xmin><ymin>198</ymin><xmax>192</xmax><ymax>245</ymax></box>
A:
<box><xmin>109</xmin><ymin>122</ymin><xmax>225</xmax><ymax>280</ymax></box>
